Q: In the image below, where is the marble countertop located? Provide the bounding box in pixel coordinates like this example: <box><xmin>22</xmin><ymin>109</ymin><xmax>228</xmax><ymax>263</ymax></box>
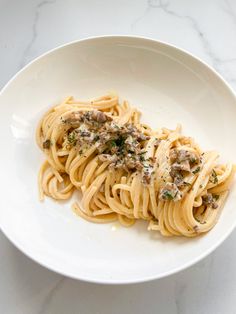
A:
<box><xmin>1</xmin><ymin>0</ymin><xmax>236</xmax><ymax>313</ymax></box>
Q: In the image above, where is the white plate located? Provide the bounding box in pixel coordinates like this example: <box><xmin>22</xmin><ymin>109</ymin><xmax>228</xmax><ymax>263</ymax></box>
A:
<box><xmin>0</xmin><ymin>36</ymin><xmax>236</xmax><ymax>284</ymax></box>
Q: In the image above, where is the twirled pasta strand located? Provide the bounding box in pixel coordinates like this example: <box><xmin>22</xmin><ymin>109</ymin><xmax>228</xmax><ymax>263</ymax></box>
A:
<box><xmin>37</xmin><ymin>94</ymin><xmax>235</xmax><ymax>237</ymax></box>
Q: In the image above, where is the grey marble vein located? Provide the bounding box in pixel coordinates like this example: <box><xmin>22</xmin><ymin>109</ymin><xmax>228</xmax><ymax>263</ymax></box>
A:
<box><xmin>38</xmin><ymin>277</ymin><xmax>65</xmax><ymax>314</ymax></box>
<box><xmin>133</xmin><ymin>0</ymin><xmax>236</xmax><ymax>77</ymax></box>
<box><xmin>148</xmin><ymin>0</ymin><xmax>224</xmax><ymax>69</ymax></box>
<box><xmin>0</xmin><ymin>1</ymin><xmax>236</xmax><ymax>313</ymax></box>
<box><xmin>223</xmin><ymin>0</ymin><xmax>236</xmax><ymax>27</ymax></box>
<box><xmin>174</xmin><ymin>280</ymin><xmax>187</xmax><ymax>314</ymax></box>
<box><xmin>131</xmin><ymin>7</ymin><xmax>150</xmax><ymax>30</ymax></box>
<box><xmin>19</xmin><ymin>0</ymin><xmax>55</xmax><ymax>69</ymax></box>
<box><xmin>203</xmin><ymin>254</ymin><xmax>214</xmax><ymax>297</ymax></box>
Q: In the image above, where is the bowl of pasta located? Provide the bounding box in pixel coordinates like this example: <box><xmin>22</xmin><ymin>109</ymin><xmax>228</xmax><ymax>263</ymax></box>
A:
<box><xmin>0</xmin><ymin>36</ymin><xmax>235</xmax><ymax>284</ymax></box>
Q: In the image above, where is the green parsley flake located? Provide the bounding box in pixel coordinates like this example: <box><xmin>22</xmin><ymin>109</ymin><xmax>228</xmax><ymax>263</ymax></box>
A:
<box><xmin>213</xmin><ymin>194</ymin><xmax>220</xmax><ymax>201</ymax></box>
<box><xmin>192</xmin><ymin>166</ymin><xmax>200</xmax><ymax>174</ymax></box>
<box><xmin>67</xmin><ymin>132</ymin><xmax>77</xmax><ymax>146</ymax></box>
<box><xmin>163</xmin><ymin>190</ymin><xmax>175</xmax><ymax>200</ymax></box>
<box><xmin>210</xmin><ymin>169</ymin><xmax>218</xmax><ymax>184</ymax></box>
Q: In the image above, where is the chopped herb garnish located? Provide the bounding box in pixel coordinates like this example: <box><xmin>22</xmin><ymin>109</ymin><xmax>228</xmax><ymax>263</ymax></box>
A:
<box><xmin>67</xmin><ymin>131</ymin><xmax>77</xmax><ymax>146</ymax></box>
<box><xmin>60</xmin><ymin>117</ymin><xmax>66</xmax><ymax>124</ymax></box>
<box><xmin>128</xmin><ymin>150</ymin><xmax>135</xmax><ymax>154</ymax></box>
<box><xmin>110</xmin><ymin>140</ymin><xmax>117</xmax><ymax>147</ymax></box>
<box><xmin>56</xmin><ymin>110</ymin><xmax>159</xmax><ymax>183</ymax></box>
<box><xmin>138</xmin><ymin>151</ymin><xmax>146</xmax><ymax>156</ymax></box>
<box><xmin>213</xmin><ymin>194</ymin><xmax>220</xmax><ymax>201</ymax></box>
<box><xmin>192</xmin><ymin>166</ymin><xmax>200</xmax><ymax>174</ymax></box>
<box><xmin>140</xmin><ymin>155</ymin><xmax>145</xmax><ymax>162</ymax></box>
<box><xmin>115</xmin><ymin>136</ymin><xmax>125</xmax><ymax>148</ymax></box>
<box><xmin>210</xmin><ymin>169</ymin><xmax>218</xmax><ymax>184</ymax></box>
<box><xmin>43</xmin><ymin>139</ymin><xmax>51</xmax><ymax>149</ymax></box>
<box><xmin>163</xmin><ymin>190</ymin><xmax>175</xmax><ymax>200</ymax></box>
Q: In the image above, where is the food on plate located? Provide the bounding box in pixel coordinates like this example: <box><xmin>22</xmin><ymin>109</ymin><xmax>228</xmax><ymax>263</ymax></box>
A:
<box><xmin>36</xmin><ymin>93</ymin><xmax>235</xmax><ymax>237</ymax></box>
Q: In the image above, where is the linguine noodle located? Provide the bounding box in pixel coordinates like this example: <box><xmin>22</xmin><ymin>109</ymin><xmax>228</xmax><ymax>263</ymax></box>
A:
<box><xmin>36</xmin><ymin>93</ymin><xmax>235</xmax><ymax>237</ymax></box>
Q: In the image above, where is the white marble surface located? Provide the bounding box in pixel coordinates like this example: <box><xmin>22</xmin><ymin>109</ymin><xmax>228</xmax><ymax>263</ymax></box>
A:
<box><xmin>0</xmin><ymin>0</ymin><xmax>236</xmax><ymax>313</ymax></box>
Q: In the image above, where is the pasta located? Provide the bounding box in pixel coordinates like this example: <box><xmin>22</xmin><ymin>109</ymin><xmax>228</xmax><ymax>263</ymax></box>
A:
<box><xmin>36</xmin><ymin>93</ymin><xmax>235</xmax><ymax>237</ymax></box>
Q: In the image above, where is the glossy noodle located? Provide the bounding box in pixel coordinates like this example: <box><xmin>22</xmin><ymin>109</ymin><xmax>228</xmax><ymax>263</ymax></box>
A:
<box><xmin>36</xmin><ymin>93</ymin><xmax>235</xmax><ymax>237</ymax></box>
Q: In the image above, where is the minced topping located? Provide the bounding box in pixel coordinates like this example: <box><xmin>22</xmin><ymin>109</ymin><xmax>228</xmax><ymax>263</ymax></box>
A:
<box><xmin>210</xmin><ymin>169</ymin><xmax>218</xmax><ymax>184</ymax></box>
<box><xmin>202</xmin><ymin>193</ymin><xmax>219</xmax><ymax>209</ymax></box>
<box><xmin>159</xmin><ymin>148</ymin><xmax>200</xmax><ymax>201</ymax></box>
<box><xmin>43</xmin><ymin>139</ymin><xmax>51</xmax><ymax>149</ymax></box>
<box><xmin>63</xmin><ymin>110</ymin><xmax>154</xmax><ymax>180</ymax></box>
<box><xmin>44</xmin><ymin>110</ymin><xmax>220</xmax><ymax>204</ymax></box>
<box><xmin>159</xmin><ymin>182</ymin><xmax>182</xmax><ymax>201</ymax></box>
